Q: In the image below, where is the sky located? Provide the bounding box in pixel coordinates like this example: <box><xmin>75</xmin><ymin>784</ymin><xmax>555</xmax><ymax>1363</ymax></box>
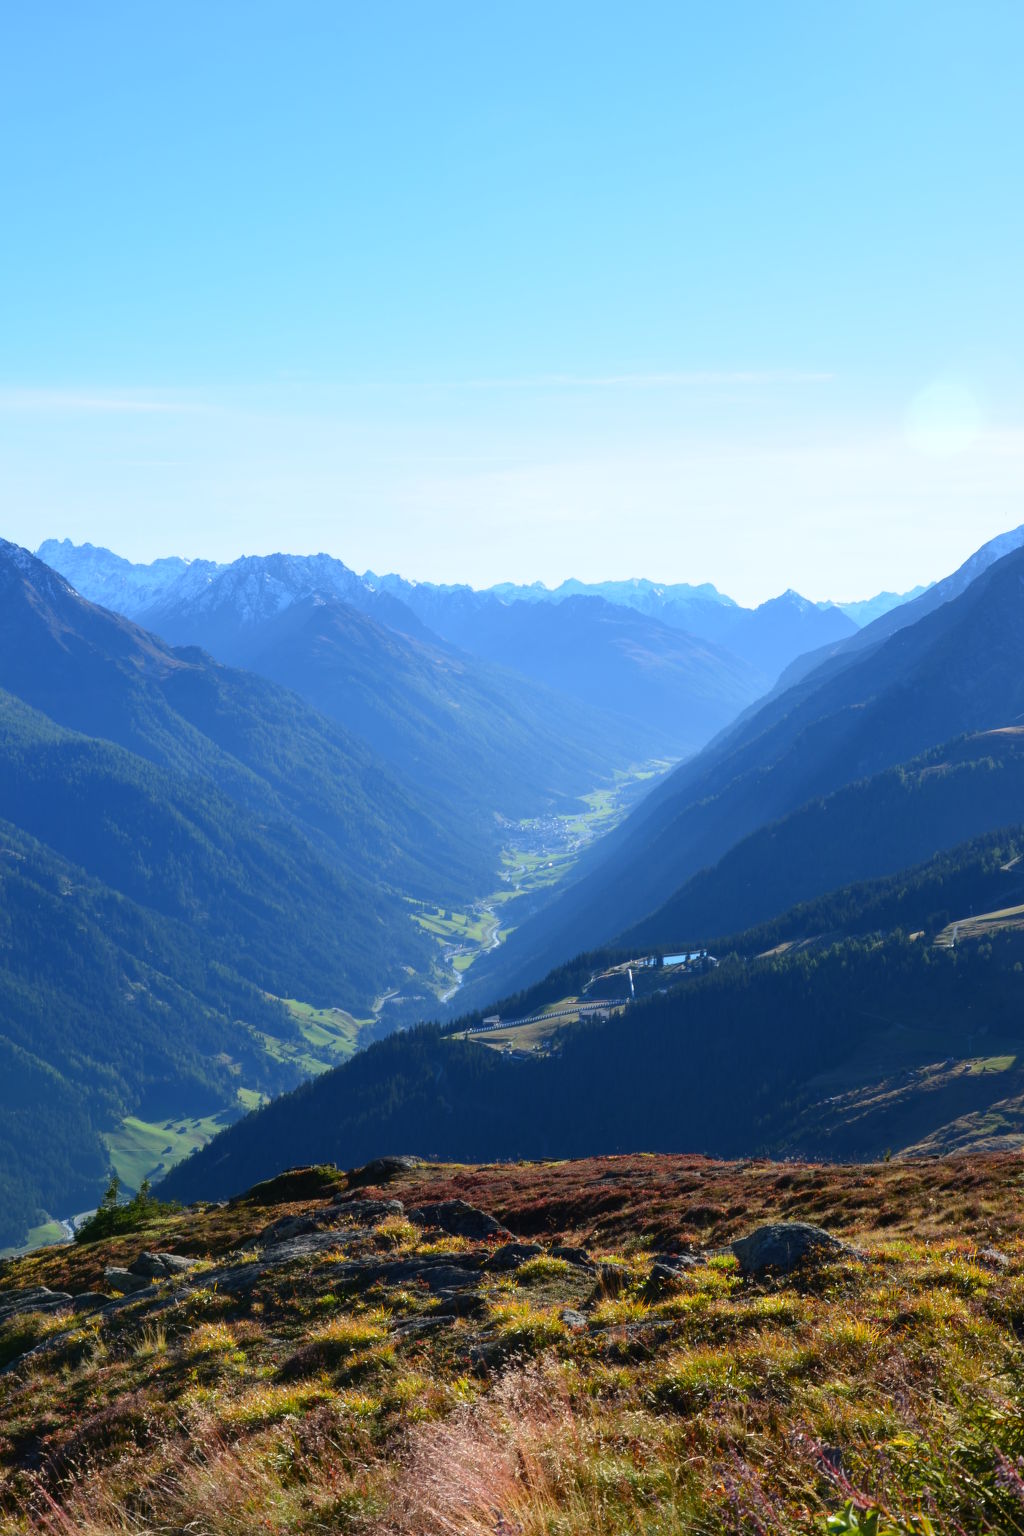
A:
<box><xmin>2</xmin><ymin>2</ymin><xmax>1023</xmax><ymax>606</ymax></box>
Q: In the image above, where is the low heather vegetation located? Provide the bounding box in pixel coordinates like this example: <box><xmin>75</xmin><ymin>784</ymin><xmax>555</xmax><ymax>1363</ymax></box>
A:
<box><xmin>1</xmin><ymin>1154</ymin><xmax>1023</xmax><ymax>1532</ymax></box>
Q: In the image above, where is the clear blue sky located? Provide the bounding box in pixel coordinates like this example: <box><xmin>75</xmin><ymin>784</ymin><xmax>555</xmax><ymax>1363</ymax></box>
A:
<box><xmin>2</xmin><ymin>1</ymin><xmax>1022</xmax><ymax>603</ymax></box>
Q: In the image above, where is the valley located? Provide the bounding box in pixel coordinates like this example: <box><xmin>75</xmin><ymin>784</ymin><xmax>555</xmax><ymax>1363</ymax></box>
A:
<box><xmin>390</xmin><ymin>757</ymin><xmax>673</xmax><ymax>1016</ymax></box>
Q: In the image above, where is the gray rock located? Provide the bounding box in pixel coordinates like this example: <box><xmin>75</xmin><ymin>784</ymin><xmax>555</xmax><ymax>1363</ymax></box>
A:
<box><xmin>484</xmin><ymin>1242</ymin><xmax>543</xmax><ymax>1271</ymax></box>
<box><xmin>643</xmin><ymin>1261</ymin><xmax>689</xmax><ymax>1300</ymax></box>
<box><xmin>130</xmin><ymin>1251</ymin><xmax>195</xmax><ymax>1278</ymax></box>
<box><xmin>204</xmin><ymin>1262</ymin><xmax>268</xmax><ymax>1295</ymax></box>
<box><xmin>257</xmin><ymin>1214</ymin><xmax>323</xmax><ymax>1246</ymax></box>
<box><xmin>731</xmin><ymin>1222</ymin><xmax>848</xmax><ymax>1275</ymax></box>
<box><xmin>652</xmin><ymin>1251</ymin><xmax>698</xmax><ymax>1269</ymax></box>
<box><xmin>99</xmin><ymin>1284</ymin><xmax>160</xmax><ymax>1313</ymax></box>
<box><xmin>391</xmin><ymin>1315</ymin><xmax>452</xmax><ymax>1338</ymax></box>
<box><xmin>0</xmin><ymin>1287</ymin><xmax>73</xmax><ymax>1322</ymax></box>
<box><xmin>103</xmin><ymin>1267</ymin><xmax>156</xmax><ymax>1294</ymax></box>
<box><xmin>407</xmin><ymin>1200</ymin><xmax>511</xmax><ymax>1240</ymax></box>
<box><xmin>348</xmin><ymin>1156</ymin><xmax>420</xmax><ymax>1187</ymax></box>
<box><xmin>70</xmin><ymin>1293</ymin><xmax>111</xmax><ymax>1312</ymax></box>
<box><xmin>433</xmin><ymin>1290</ymin><xmax>489</xmax><ymax>1319</ymax></box>
<box><xmin>258</xmin><ymin>1230</ymin><xmax>352</xmax><ymax>1265</ymax></box>
<box><xmin>560</xmin><ymin>1307</ymin><xmax>588</xmax><ymax>1330</ymax></box>
<box><xmin>330</xmin><ymin>1196</ymin><xmax>405</xmax><ymax>1221</ymax></box>
<box><xmin>550</xmin><ymin>1245</ymin><xmax>594</xmax><ymax>1269</ymax></box>
<box><xmin>421</xmin><ymin>1264</ymin><xmax>482</xmax><ymax>1293</ymax></box>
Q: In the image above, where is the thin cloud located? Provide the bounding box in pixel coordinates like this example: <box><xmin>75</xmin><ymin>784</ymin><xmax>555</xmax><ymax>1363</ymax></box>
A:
<box><xmin>462</xmin><ymin>370</ymin><xmax>835</xmax><ymax>391</ymax></box>
<box><xmin>0</xmin><ymin>387</ymin><xmax>204</xmax><ymax>415</ymax></box>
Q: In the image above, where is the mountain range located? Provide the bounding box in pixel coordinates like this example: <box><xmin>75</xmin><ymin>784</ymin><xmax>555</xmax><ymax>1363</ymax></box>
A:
<box><xmin>40</xmin><ymin>538</ymin><xmax>904</xmax><ymax>696</ymax></box>
<box><xmin>38</xmin><ymin>541</ymin><xmax>776</xmax><ymax>764</ymax></box>
<box><xmin>6</xmin><ymin>522</ymin><xmax>1024</xmax><ymax>1240</ymax></box>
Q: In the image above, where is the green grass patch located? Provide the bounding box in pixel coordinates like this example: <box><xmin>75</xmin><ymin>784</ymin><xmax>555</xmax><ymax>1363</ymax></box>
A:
<box><xmin>0</xmin><ymin>1220</ymin><xmax>68</xmax><ymax>1260</ymax></box>
<box><xmin>104</xmin><ymin>1112</ymin><xmax>229</xmax><ymax>1193</ymax></box>
<box><xmin>967</xmin><ymin>1054</ymin><xmax>1016</xmax><ymax>1074</ymax></box>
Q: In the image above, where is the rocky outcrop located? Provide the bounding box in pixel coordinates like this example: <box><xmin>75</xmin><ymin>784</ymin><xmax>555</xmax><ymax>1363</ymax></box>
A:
<box><xmin>130</xmin><ymin>1252</ymin><xmax>195</xmax><ymax>1279</ymax></box>
<box><xmin>0</xmin><ymin>1287</ymin><xmax>73</xmax><ymax>1323</ymax></box>
<box><xmin>104</xmin><ymin>1252</ymin><xmax>196</xmax><ymax>1293</ymax></box>
<box><xmin>484</xmin><ymin>1242</ymin><xmax>543</xmax><ymax>1271</ymax></box>
<box><xmin>347</xmin><ymin>1156</ymin><xmax>420</xmax><ymax>1188</ymax></box>
<box><xmin>731</xmin><ymin>1222</ymin><xmax>849</xmax><ymax>1275</ymax></box>
<box><xmin>407</xmin><ymin>1200</ymin><xmax>511</xmax><ymax>1240</ymax></box>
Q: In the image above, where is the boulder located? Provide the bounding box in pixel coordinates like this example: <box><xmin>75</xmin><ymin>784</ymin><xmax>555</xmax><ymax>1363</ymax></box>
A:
<box><xmin>330</xmin><ymin>1196</ymin><xmax>405</xmax><ymax>1221</ymax></box>
<box><xmin>130</xmin><ymin>1252</ymin><xmax>195</xmax><ymax>1279</ymax></box>
<box><xmin>103</xmin><ymin>1267</ymin><xmax>154</xmax><ymax>1295</ymax></box>
<box><xmin>347</xmin><ymin>1156</ymin><xmax>420</xmax><ymax>1188</ymax></box>
<box><xmin>407</xmin><ymin>1199</ymin><xmax>511</xmax><ymax>1240</ymax></box>
<box><xmin>257</xmin><ymin>1214</ymin><xmax>322</xmax><ymax>1246</ymax></box>
<box><xmin>433</xmin><ymin>1290</ymin><xmax>489</xmax><ymax>1319</ymax></box>
<box><xmin>483</xmin><ymin>1242</ymin><xmax>543</xmax><ymax>1271</ymax></box>
<box><xmin>70</xmin><ymin>1293</ymin><xmax>111</xmax><ymax>1313</ymax></box>
<box><xmin>643</xmin><ymin>1261</ymin><xmax>689</xmax><ymax>1301</ymax></box>
<box><xmin>550</xmin><ymin>1245</ymin><xmax>595</xmax><ymax>1270</ymax></box>
<box><xmin>0</xmin><ymin>1287</ymin><xmax>73</xmax><ymax>1323</ymax></box>
<box><xmin>560</xmin><ymin>1307</ymin><xmax>588</xmax><ymax>1330</ymax></box>
<box><xmin>421</xmin><ymin>1263</ymin><xmax>482</xmax><ymax>1293</ymax></box>
<box><xmin>731</xmin><ymin>1222</ymin><xmax>848</xmax><ymax>1275</ymax></box>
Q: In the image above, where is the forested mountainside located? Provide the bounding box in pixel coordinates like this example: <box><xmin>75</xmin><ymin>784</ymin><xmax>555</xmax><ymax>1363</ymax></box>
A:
<box><xmin>464</xmin><ymin>542</ymin><xmax>1024</xmax><ymax>1003</ymax></box>
<box><xmin>620</xmin><ymin>729</ymin><xmax>1024</xmax><ymax>951</ymax></box>
<box><xmin>162</xmin><ymin>823</ymin><xmax>1024</xmax><ymax>1203</ymax></box>
<box><xmin>0</xmin><ymin>663</ymin><xmax>478</xmax><ymax>1245</ymax></box>
<box><xmin>0</xmin><ymin>808</ymin><xmax>309</xmax><ymax>1247</ymax></box>
<box><xmin>0</xmin><ymin>542</ymin><xmax>486</xmax><ymax>902</ymax></box>
<box><xmin>162</xmin><ymin>929</ymin><xmax>1024</xmax><ymax>1203</ymax></box>
<box><xmin>0</xmin><ymin>542</ymin><xmax>575</xmax><ymax>1245</ymax></box>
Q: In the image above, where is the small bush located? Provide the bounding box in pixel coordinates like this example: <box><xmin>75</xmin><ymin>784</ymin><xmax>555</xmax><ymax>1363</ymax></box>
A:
<box><xmin>75</xmin><ymin>1176</ymin><xmax>177</xmax><ymax>1244</ymax></box>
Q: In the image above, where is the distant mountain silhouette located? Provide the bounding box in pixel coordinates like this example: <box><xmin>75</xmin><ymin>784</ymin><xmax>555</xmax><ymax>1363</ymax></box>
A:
<box><xmin>40</xmin><ymin>541</ymin><xmax>773</xmax><ymax>761</ymax></box>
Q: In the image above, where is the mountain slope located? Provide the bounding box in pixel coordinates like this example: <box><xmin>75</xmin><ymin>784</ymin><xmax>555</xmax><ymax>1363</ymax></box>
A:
<box><xmin>366</xmin><ymin>584</ymin><xmax>769</xmax><ymax>754</ymax></box>
<box><xmin>397</xmin><ymin>573</ymin><xmax>861</xmax><ymax>679</ymax></box>
<box><xmin>238</xmin><ymin>596</ymin><xmax>645</xmax><ymax>820</ymax></box>
<box><xmin>774</xmin><ymin>521</ymin><xmax>1024</xmax><ymax>692</ymax></box>
<box><xmin>0</xmin><ymin>540</ymin><xmax>486</xmax><ymax>904</ymax></box>
<box><xmin>36</xmin><ymin>542</ymin><xmax>703</xmax><ymax>816</ymax></box>
<box><xmin>0</xmin><ymin>801</ymin><xmax>314</xmax><ymax>1246</ymax></box>
<box><xmin>464</xmin><ymin>541</ymin><xmax>1024</xmax><ymax>1000</ymax></box>
<box><xmin>620</xmin><ymin>729</ymin><xmax>1024</xmax><ymax>951</ymax></box>
<box><xmin>161</xmin><ymin>901</ymin><xmax>1024</xmax><ymax>1203</ymax></box>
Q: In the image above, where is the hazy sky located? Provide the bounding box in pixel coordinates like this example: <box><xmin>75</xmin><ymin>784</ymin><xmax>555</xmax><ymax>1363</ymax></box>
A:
<box><xmin>3</xmin><ymin>2</ymin><xmax>1022</xmax><ymax>605</ymax></box>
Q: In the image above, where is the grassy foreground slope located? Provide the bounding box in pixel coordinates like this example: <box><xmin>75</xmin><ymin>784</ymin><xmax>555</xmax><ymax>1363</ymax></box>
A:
<box><xmin>3</xmin><ymin>1155</ymin><xmax>1024</xmax><ymax>1532</ymax></box>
